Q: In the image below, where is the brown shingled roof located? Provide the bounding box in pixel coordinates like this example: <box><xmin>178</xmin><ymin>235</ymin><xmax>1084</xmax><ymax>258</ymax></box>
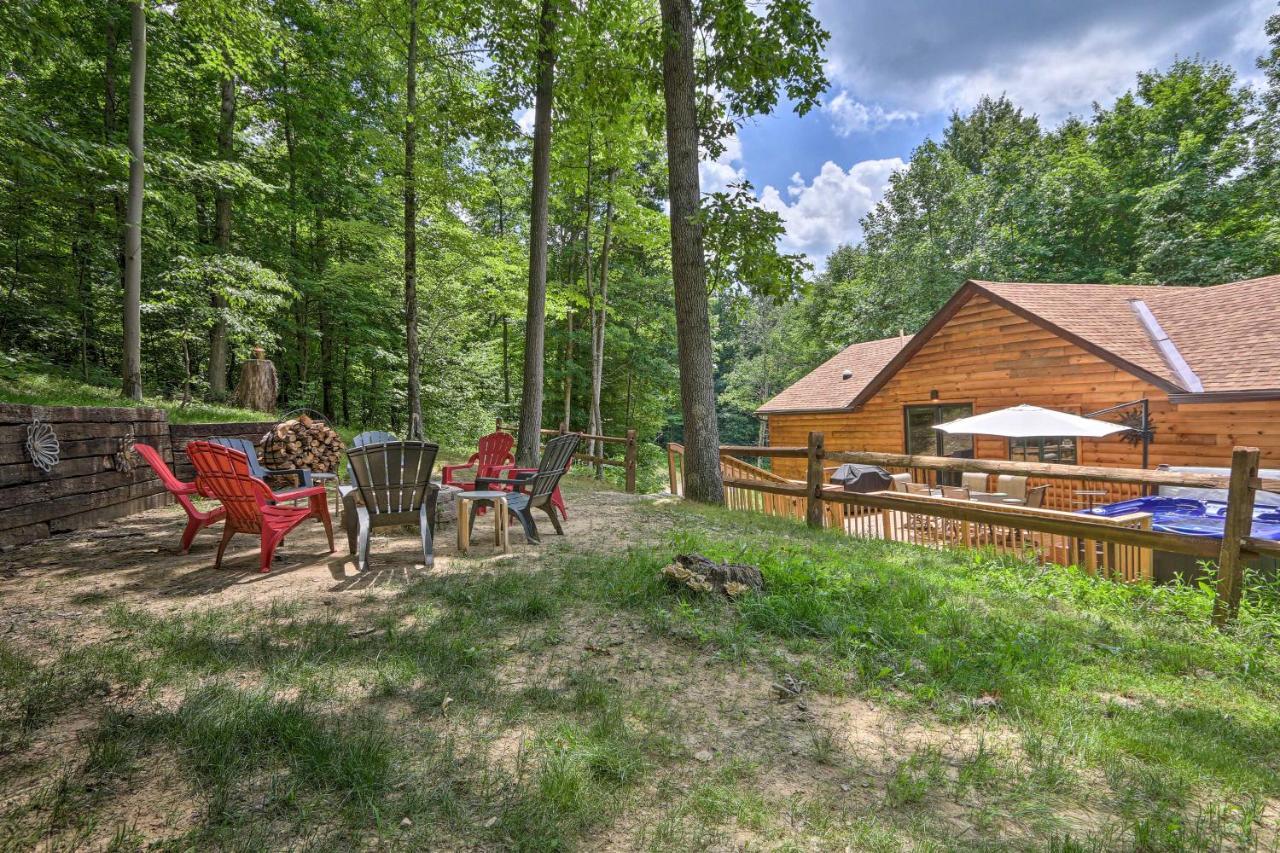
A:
<box><xmin>764</xmin><ymin>275</ymin><xmax>1280</xmax><ymax>415</ymax></box>
<box><xmin>756</xmin><ymin>336</ymin><xmax>908</xmax><ymax>414</ymax></box>
<box><xmin>976</xmin><ymin>276</ymin><xmax>1280</xmax><ymax>394</ymax></box>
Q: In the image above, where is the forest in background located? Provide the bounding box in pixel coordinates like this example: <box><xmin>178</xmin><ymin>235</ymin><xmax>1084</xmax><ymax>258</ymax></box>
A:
<box><xmin>2</xmin><ymin>1</ymin><xmax>1279</xmax><ymax>455</ymax></box>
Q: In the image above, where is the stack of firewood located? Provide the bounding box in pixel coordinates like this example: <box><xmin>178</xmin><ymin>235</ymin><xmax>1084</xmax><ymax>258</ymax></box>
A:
<box><xmin>259</xmin><ymin>414</ymin><xmax>344</xmax><ymax>473</ymax></box>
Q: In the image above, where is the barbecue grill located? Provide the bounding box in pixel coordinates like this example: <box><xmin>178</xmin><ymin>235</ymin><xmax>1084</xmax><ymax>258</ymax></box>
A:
<box><xmin>829</xmin><ymin>463</ymin><xmax>892</xmax><ymax>493</ymax></box>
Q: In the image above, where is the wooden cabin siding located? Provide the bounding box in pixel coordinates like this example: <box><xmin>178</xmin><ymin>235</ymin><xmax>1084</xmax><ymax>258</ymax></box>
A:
<box><xmin>767</xmin><ymin>295</ymin><xmax>1280</xmax><ymax>478</ymax></box>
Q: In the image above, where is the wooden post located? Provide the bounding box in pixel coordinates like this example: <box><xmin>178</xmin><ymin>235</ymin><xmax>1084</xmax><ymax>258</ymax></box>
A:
<box><xmin>1212</xmin><ymin>446</ymin><xmax>1260</xmax><ymax>627</ymax></box>
<box><xmin>667</xmin><ymin>444</ymin><xmax>678</xmax><ymax>496</ymax></box>
<box><xmin>805</xmin><ymin>431</ymin><xmax>824</xmax><ymax>529</ymax></box>
<box><xmin>496</xmin><ymin>417</ymin><xmax>503</xmax><ymax>432</ymax></box>
<box><xmin>624</xmin><ymin>428</ymin><xmax>637</xmax><ymax>493</ymax></box>
<box><xmin>558</xmin><ymin>421</ymin><xmax>568</xmax><ymax>435</ymax></box>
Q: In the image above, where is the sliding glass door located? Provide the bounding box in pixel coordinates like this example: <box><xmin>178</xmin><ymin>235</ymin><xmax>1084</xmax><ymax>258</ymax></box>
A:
<box><xmin>904</xmin><ymin>404</ymin><xmax>974</xmax><ymax>485</ymax></box>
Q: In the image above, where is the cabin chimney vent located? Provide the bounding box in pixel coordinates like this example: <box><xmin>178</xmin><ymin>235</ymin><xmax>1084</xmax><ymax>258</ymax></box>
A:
<box><xmin>841</xmin><ymin>369</ymin><xmax>853</xmax><ymax>381</ymax></box>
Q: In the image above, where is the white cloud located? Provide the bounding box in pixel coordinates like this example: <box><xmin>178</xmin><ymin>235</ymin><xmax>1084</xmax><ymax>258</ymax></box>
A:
<box><xmin>515</xmin><ymin>108</ymin><xmax>536</xmax><ymax>135</ymax></box>
<box><xmin>698</xmin><ymin>133</ymin><xmax>747</xmax><ymax>196</ymax></box>
<box><xmin>823</xmin><ymin>92</ymin><xmax>918</xmax><ymax>136</ymax></box>
<box><xmin>759</xmin><ymin>158</ymin><xmax>905</xmax><ymax>262</ymax></box>
<box><xmin>814</xmin><ymin>0</ymin><xmax>1272</xmax><ymax>125</ymax></box>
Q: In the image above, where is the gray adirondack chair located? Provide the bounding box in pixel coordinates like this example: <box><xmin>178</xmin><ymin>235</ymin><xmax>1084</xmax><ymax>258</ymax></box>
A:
<box><xmin>342</xmin><ymin>431</ymin><xmax>400</xmax><ymax>495</ymax></box>
<box><xmin>352</xmin><ymin>430</ymin><xmax>397</xmax><ymax>447</ymax></box>
<box><xmin>344</xmin><ymin>440</ymin><xmax>439</xmax><ymax>570</ymax></box>
<box><xmin>473</xmin><ymin>432</ymin><xmax>579</xmax><ymax>544</ymax></box>
<box><xmin>206</xmin><ymin>436</ymin><xmax>313</xmax><ymax>487</ymax></box>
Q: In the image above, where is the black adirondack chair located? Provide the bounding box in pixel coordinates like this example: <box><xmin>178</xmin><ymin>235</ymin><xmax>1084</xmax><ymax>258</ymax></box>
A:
<box><xmin>473</xmin><ymin>432</ymin><xmax>579</xmax><ymax>544</ymax></box>
<box><xmin>206</xmin><ymin>436</ymin><xmax>313</xmax><ymax>487</ymax></box>
<box><xmin>344</xmin><ymin>440</ymin><xmax>439</xmax><ymax>570</ymax></box>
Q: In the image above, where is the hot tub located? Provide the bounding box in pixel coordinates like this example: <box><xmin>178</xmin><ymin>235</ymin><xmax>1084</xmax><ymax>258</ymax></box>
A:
<box><xmin>1081</xmin><ymin>496</ymin><xmax>1280</xmax><ymax>540</ymax></box>
<box><xmin>1081</xmin><ymin>497</ymin><xmax>1280</xmax><ymax>580</ymax></box>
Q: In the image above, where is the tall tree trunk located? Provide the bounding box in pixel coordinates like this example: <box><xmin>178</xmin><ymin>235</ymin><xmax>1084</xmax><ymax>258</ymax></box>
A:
<box><xmin>320</xmin><ymin>310</ymin><xmax>334</xmax><ymax>421</ymax></box>
<box><xmin>589</xmin><ymin>170</ymin><xmax>614</xmax><ymax>479</ymax></box>
<box><xmin>341</xmin><ymin>340</ymin><xmax>351</xmax><ymax>424</ymax></box>
<box><xmin>209</xmin><ymin>70</ymin><xmax>236</xmax><ymax>398</ymax></box>
<box><xmin>282</xmin><ymin>58</ymin><xmax>305</xmax><ymax>400</ymax></box>
<box><xmin>659</xmin><ymin>0</ymin><xmax>722</xmax><ymax>503</ymax></box>
<box><xmin>122</xmin><ymin>0</ymin><xmax>145</xmax><ymax>401</ymax></box>
<box><xmin>105</xmin><ymin>14</ymin><xmax>127</xmax><ymax>298</ymax></box>
<box><xmin>517</xmin><ymin>0</ymin><xmax>557</xmax><ymax>466</ymax></box>
<box><xmin>563</xmin><ymin>307</ymin><xmax>573</xmax><ymax>428</ymax></box>
<box><xmin>76</xmin><ymin>201</ymin><xmax>94</xmax><ymax>380</ymax></box>
<box><xmin>581</xmin><ymin>135</ymin><xmax>593</xmax><ymax>461</ymax></box>
<box><xmin>404</xmin><ymin>0</ymin><xmax>424</xmax><ymax>438</ymax></box>
<box><xmin>501</xmin><ymin>315</ymin><xmax>511</xmax><ymax>407</ymax></box>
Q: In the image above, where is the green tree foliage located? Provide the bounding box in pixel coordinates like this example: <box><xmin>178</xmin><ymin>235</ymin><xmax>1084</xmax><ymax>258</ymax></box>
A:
<box><xmin>717</xmin><ymin>46</ymin><xmax>1280</xmax><ymax>422</ymax></box>
<box><xmin>0</xmin><ymin>0</ymin><xmax>812</xmax><ymax>459</ymax></box>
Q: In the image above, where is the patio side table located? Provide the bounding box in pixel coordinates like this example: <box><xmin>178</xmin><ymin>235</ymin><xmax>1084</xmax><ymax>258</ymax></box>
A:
<box><xmin>311</xmin><ymin>471</ymin><xmax>340</xmax><ymax>515</ymax></box>
<box><xmin>456</xmin><ymin>490</ymin><xmax>510</xmax><ymax>555</ymax></box>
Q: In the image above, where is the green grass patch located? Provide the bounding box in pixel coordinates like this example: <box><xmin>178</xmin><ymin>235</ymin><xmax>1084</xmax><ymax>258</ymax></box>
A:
<box><xmin>0</xmin><ymin>356</ymin><xmax>269</xmax><ymax>423</ymax></box>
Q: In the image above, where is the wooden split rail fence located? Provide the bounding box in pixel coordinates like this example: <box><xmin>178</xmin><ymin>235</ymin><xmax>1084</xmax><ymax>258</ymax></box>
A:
<box><xmin>668</xmin><ymin>434</ymin><xmax>1280</xmax><ymax>624</ymax></box>
<box><xmin>496</xmin><ymin>419</ymin><xmax>638</xmax><ymax>493</ymax></box>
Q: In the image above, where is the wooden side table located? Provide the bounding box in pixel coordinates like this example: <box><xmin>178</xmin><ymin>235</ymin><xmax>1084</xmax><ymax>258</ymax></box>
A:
<box><xmin>456</xmin><ymin>490</ymin><xmax>510</xmax><ymax>555</ymax></box>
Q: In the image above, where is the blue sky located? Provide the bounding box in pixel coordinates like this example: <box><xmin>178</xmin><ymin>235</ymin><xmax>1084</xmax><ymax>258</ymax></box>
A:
<box><xmin>701</xmin><ymin>0</ymin><xmax>1276</xmax><ymax>267</ymax></box>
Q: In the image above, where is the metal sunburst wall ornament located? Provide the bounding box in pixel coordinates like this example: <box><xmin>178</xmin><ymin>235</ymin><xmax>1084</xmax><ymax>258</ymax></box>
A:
<box><xmin>1115</xmin><ymin>409</ymin><xmax>1156</xmax><ymax>446</ymax></box>
<box><xmin>25</xmin><ymin>418</ymin><xmax>61</xmax><ymax>473</ymax></box>
<box><xmin>113</xmin><ymin>432</ymin><xmax>136</xmax><ymax>473</ymax></box>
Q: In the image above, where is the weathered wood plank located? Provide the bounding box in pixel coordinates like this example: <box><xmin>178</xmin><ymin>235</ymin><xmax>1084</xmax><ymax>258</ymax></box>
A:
<box><xmin>0</xmin><ymin>420</ymin><xmax>168</xmax><ymax>444</ymax></box>
<box><xmin>0</xmin><ymin>403</ymin><xmax>166</xmax><ymax>424</ymax></box>
<box><xmin>0</xmin><ymin>479</ymin><xmax>168</xmax><ymax>532</ymax></box>
<box><xmin>0</xmin><ymin>467</ymin><xmax>161</xmax><ymax>513</ymax></box>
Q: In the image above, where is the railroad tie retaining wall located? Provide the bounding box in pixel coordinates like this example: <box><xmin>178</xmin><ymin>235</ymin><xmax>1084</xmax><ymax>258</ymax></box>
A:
<box><xmin>1</xmin><ymin>404</ymin><xmax>284</xmax><ymax>548</ymax></box>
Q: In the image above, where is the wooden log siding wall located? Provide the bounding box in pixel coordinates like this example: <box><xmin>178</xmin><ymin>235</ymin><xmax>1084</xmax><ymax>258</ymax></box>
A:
<box><xmin>1</xmin><ymin>406</ymin><xmax>286</xmax><ymax>548</ymax></box>
<box><xmin>765</xmin><ymin>294</ymin><xmax>1280</xmax><ymax>493</ymax></box>
<box><xmin>0</xmin><ymin>403</ymin><xmax>171</xmax><ymax>547</ymax></box>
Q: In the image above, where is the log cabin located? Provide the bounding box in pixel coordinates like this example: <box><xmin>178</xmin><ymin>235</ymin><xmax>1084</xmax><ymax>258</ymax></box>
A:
<box><xmin>759</xmin><ymin>276</ymin><xmax>1280</xmax><ymax>484</ymax></box>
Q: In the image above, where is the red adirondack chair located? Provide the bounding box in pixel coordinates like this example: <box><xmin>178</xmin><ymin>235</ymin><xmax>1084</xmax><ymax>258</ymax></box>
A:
<box><xmin>441</xmin><ymin>431</ymin><xmax>516</xmax><ymax>488</ymax></box>
<box><xmin>185</xmin><ymin>441</ymin><xmax>334</xmax><ymax>573</ymax></box>
<box><xmin>133</xmin><ymin>442</ymin><xmax>227</xmax><ymax>553</ymax></box>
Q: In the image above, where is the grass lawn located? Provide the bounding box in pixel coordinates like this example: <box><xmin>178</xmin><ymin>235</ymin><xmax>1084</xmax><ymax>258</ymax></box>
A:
<box><xmin>1</xmin><ymin>478</ymin><xmax>1277</xmax><ymax>850</ymax></box>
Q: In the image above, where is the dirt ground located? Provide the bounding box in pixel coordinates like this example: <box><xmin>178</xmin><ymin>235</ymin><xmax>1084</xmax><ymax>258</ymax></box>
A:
<box><xmin>0</xmin><ymin>482</ymin><xmax>648</xmax><ymax>618</ymax></box>
<box><xmin>1</xmin><ymin>480</ymin><xmax>1263</xmax><ymax>850</ymax></box>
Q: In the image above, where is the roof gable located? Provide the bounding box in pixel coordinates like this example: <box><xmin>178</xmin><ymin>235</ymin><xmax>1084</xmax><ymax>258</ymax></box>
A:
<box><xmin>756</xmin><ymin>336</ymin><xmax>908</xmax><ymax>414</ymax></box>
<box><xmin>762</xmin><ymin>275</ymin><xmax>1280</xmax><ymax>416</ymax></box>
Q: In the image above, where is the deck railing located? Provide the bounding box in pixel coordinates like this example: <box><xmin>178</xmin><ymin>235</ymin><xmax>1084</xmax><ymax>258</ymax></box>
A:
<box><xmin>668</xmin><ymin>435</ymin><xmax>1277</xmax><ymax>623</ymax></box>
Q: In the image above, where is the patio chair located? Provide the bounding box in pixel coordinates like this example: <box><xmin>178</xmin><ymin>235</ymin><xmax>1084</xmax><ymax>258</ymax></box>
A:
<box><xmin>961</xmin><ymin>472</ymin><xmax>987</xmax><ymax>493</ymax></box>
<box><xmin>473</xmin><ymin>433</ymin><xmax>580</xmax><ymax>544</ymax></box>
<box><xmin>344</xmin><ymin>440</ymin><xmax>439</xmax><ymax>571</ymax></box>
<box><xmin>186</xmin><ymin>441</ymin><xmax>334</xmax><ymax>573</ymax></box>
<box><xmin>996</xmin><ymin>474</ymin><xmax>1027</xmax><ymax>503</ymax></box>
<box><xmin>442</xmin><ymin>431</ymin><xmax>515</xmax><ymax>489</ymax></box>
<box><xmin>890</xmin><ymin>472</ymin><xmax>913</xmax><ymax>492</ymax></box>
<box><xmin>352</xmin><ymin>430</ymin><xmax>398</xmax><ymax>447</ymax></box>
<box><xmin>206</xmin><ymin>436</ymin><xmax>313</xmax><ymax>488</ymax></box>
<box><xmin>1024</xmin><ymin>484</ymin><xmax>1049</xmax><ymax>509</ymax></box>
<box><xmin>133</xmin><ymin>442</ymin><xmax>226</xmax><ymax>553</ymax></box>
<box><xmin>341</xmin><ymin>431</ymin><xmax>400</xmax><ymax>500</ymax></box>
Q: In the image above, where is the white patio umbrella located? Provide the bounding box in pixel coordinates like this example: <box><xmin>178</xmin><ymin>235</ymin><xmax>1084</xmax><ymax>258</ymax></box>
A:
<box><xmin>932</xmin><ymin>404</ymin><xmax>1130</xmax><ymax>438</ymax></box>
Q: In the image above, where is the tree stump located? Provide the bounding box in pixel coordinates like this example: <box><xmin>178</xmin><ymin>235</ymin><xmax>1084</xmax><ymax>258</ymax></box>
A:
<box><xmin>661</xmin><ymin>553</ymin><xmax>764</xmax><ymax>598</ymax></box>
<box><xmin>232</xmin><ymin>346</ymin><xmax>278</xmax><ymax>412</ymax></box>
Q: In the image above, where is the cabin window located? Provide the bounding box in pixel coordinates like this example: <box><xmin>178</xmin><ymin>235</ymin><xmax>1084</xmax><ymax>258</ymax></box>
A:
<box><xmin>1009</xmin><ymin>437</ymin><xmax>1077</xmax><ymax>465</ymax></box>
